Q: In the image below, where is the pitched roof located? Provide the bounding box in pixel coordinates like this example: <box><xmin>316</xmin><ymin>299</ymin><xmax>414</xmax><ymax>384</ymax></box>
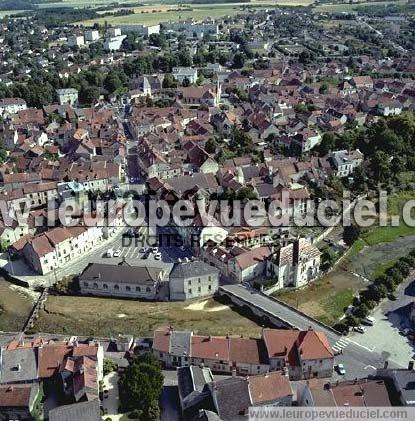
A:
<box><xmin>48</xmin><ymin>400</ymin><xmax>101</xmax><ymax>421</ymax></box>
<box><xmin>169</xmin><ymin>260</ymin><xmax>219</xmax><ymax>279</ymax></box>
<box><xmin>248</xmin><ymin>372</ymin><xmax>292</xmax><ymax>404</ymax></box>
<box><xmin>0</xmin><ymin>384</ymin><xmax>38</xmax><ymax>408</ymax></box>
<box><xmin>79</xmin><ymin>263</ymin><xmax>162</xmax><ymax>285</ymax></box>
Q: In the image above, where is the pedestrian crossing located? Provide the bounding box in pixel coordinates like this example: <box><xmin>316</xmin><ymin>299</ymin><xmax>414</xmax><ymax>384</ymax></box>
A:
<box><xmin>332</xmin><ymin>337</ymin><xmax>351</xmax><ymax>353</ymax></box>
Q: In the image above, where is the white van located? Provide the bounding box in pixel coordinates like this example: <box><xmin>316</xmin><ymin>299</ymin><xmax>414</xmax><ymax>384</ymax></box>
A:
<box><xmin>106</xmin><ymin>248</ymin><xmax>114</xmax><ymax>258</ymax></box>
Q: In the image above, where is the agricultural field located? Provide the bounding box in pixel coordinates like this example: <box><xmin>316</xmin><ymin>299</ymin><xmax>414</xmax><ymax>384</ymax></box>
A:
<box><xmin>314</xmin><ymin>0</ymin><xmax>408</xmax><ymax>13</ymax></box>
<box><xmin>33</xmin><ymin>295</ymin><xmax>263</xmax><ymax>337</ymax></box>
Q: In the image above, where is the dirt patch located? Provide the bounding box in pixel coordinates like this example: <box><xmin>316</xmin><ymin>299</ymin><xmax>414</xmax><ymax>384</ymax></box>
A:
<box><xmin>184</xmin><ymin>299</ymin><xmax>229</xmax><ymax>312</ymax></box>
<box><xmin>0</xmin><ymin>280</ymin><xmax>34</xmax><ymax>331</ymax></box>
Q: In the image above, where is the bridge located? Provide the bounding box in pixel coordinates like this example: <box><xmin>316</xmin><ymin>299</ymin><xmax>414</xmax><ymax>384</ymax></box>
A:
<box><xmin>218</xmin><ymin>284</ymin><xmax>341</xmax><ymax>343</ymax></box>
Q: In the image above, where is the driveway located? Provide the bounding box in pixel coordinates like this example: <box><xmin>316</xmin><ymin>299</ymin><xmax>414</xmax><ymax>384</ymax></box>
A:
<box><xmin>102</xmin><ymin>371</ymin><xmax>123</xmax><ymax>420</ymax></box>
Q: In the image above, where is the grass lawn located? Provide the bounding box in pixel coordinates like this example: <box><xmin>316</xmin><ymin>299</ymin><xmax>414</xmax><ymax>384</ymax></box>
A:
<box><xmin>33</xmin><ymin>295</ymin><xmax>263</xmax><ymax>338</ymax></box>
<box><xmin>273</xmin><ymin>272</ymin><xmax>360</xmax><ymax>326</ymax></box>
<box><xmin>362</xmin><ymin>223</ymin><xmax>415</xmax><ymax>246</ymax></box>
<box><xmin>345</xmin><ymin>238</ymin><xmax>366</xmax><ymax>260</ymax></box>
<box><xmin>0</xmin><ymin>280</ymin><xmax>35</xmax><ymax>332</ymax></box>
<box><xmin>372</xmin><ymin>258</ymin><xmax>398</xmax><ymax>279</ymax></box>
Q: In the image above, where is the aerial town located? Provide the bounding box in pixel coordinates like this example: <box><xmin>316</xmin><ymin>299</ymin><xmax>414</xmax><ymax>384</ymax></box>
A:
<box><xmin>0</xmin><ymin>0</ymin><xmax>415</xmax><ymax>419</ymax></box>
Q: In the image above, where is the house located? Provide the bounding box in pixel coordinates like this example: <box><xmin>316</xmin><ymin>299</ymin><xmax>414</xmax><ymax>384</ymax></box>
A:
<box><xmin>177</xmin><ymin>365</ymin><xmax>215</xmax><ymax>419</ymax></box>
<box><xmin>329</xmin><ymin>149</ymin><xmax>364</xmax><ymax>178</ymax></box>
<box><xmin>85</xmin><ymin>30</ymin><xmax>100</xmax><ymax>42</ymax></box>
<box><xmin>48</xmin><ymin>399</ymin><xmax>101</xmax><ymax>421</ymax></box>
<box><xmin>79</xmin><ymin>262</ymin><xmax>167</xmax><ymax>300</ymax></box>
<box><xmin>56</xmin><ymin>88</ymin><xmax>78</xmax><ymax>106</ymax></box>
<box><xmin>297</xmin><ymin>378</ymin><xmax>391</xmax><ymax>407</ymax></box>
<box><xmin>0</xmin><ymin>98</ymin><xmax>27</xmax><ymax>115</ymax></box>
<box><xmin>169</xmin><ymin>260</ymin><xmax>219</xmax><ymax>300</ymax></box>
<box><xmin>177</xmin><ymin>366</ymin><xmax>292</xmax><ymax>420</ymax></box>
<box><xmin>262</xmin><ymin>328</ymin><xmax>334</xmax><ymax>380</ymax></box>
<box><xmin>0</xmin><ymin>347</ymin><xmax>38</xmax><ymax>384</ymax></box>
<box><xmin>228</xmin><ymin>246</ymin><xmax>272</xmax><ymax>283</ymax></box>
<box><xmin>267</xmin><ymin>238</ymin><xmax>320</xmax><ymax>289</ymax></box>
<box><xmin>350</xmin><ymin>76</ymin><xmax>373</xmax><ymax>90</ymax></box>
<box><xmin>172</xmin><ymin>67</ymin><xmax>198</xmax><ymax>84</ymax></box>
<box><xmin>375</xmin><ymin>362</ymin><xmax>415</xmax><ymax>406</ymax></box>
<box><xmin>0</xmin><ymin>384</ymin><xmax>40</xmax><ymax>421</ymax></box>
<box><xmin>22</xmin><ymin>225</ymin><xmax>104</xmax><ymax>275</ymax></box>
<box><xmin>67</xmin><ymin>35</ymin><xmax>85</xmax><ymax>48</ymax></box>
<box><xmin>153</xmin><ymin>327</ymin><xmax>334</xmax><ymax>380</ymax></box>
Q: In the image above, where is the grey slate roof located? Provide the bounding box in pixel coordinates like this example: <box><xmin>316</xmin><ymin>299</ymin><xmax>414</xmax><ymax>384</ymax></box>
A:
<box><xmin>392</xmin><ymin>370</ymin><xmax>415</xmax><ymax>405</ymax></box>
<box><xmin>212</xmin><ymin>377</ymin><xmax>251</xmax><ymax>420</ymax></box>
<box><xmin>169</xmin><ymin>331</ymin><xmax>192</xmax><ymax>357</ymax></box>
<box><xmin>170</xmin><ymin>260</ymin><xmax>219</xmax><ymax>280</ymax></box>
<box><xmin>48</xmin><ymin>400</ymin><xmax>100</xmax><ymax>421</ymax></box>
<box><xmin>79</xmin><ymin>263</ymin><xmax>162</xmax><ymax>285</ymax></box>
<box><xmin>0</xmin><ymin>348</ymin><xmax>38</xmax><ymax>384</ymax></box>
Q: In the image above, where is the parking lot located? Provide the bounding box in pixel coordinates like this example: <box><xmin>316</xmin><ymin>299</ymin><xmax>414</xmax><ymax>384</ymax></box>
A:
<box><xmin>90</xmin><ymin>231</ymin><xmax>194</xmax><ymax>270</ymax></box>
<box><xmin>346</xmin><ymin>275</ymin><xmax>415</xmax><ymax>368</ymax></box>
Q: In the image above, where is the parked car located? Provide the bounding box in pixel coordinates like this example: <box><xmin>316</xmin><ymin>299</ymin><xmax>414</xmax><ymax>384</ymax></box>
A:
<box><xmin>105</xmin><ymin>249</ymin><xmax>114</xmax><ymax>258</ymax></box>
<box><xmin>362</xmin><ymin>316</ymin><xmax>375</xmax><ymax>326</ymax></box>
<box><xmin>336</xmin><ymin>364</ymin><xmax>346</xmax><ymax>375</ymax></box>
<box><xmin>152</xmin><ymin>247</ymin><xmax>159</xmax><ymax>253</ymax></box>
<box><xmin>113</xmin><ymin>249</ymin><xmax>121</xmax><ymax>257</ymax></box>
<box><xmin>354</xmin><ymin>325</ymin><xmax>366</xmax><ymax>334</ymax></box>
<box><xmin>139</xmin><ymin>247</ymin><xmax>146</xmax><ymax>253</ymax></box>
<box><xmin>154</xmin><ymin>253</ymin><xmax>162</xmax><ymax>260</ymax></box>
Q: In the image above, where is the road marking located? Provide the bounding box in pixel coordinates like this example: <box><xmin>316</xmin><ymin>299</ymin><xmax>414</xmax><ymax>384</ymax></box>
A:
<box><xmin>347</xmin><ymin>339</ymin><xmax>376</xmax><ymax>352</ymax></box>
<box><xmin>364</xmin><ymin>365</ymin><xmax>376</xmax><ymax>370</ymax></box>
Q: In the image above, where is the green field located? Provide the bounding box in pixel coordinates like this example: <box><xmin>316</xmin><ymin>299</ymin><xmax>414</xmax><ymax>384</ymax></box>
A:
<box><xmin>274</xmin><ymin>272</ymin><xmax>362</xmax><ymax>326</ymax></box>
<box><xmin>33</xmin><ymin>295</ymin><xmax>263</xmax><ymax>337</ymax></box>
<box><xmin>314</xmin><ymin>0</ymin><xmax>407</xmax><ymax>12</ymax></box>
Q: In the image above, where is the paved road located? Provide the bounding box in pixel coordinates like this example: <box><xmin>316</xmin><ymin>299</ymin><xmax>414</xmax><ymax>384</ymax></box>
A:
<box><xmin>220</xmin><ymin>284</ymin><xmax>341</xmax><ymax>342</ymax></box>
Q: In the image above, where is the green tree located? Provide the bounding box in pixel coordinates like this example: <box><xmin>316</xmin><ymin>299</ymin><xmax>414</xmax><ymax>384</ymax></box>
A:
<box><xmin>162</xmin><ymin>73</ymin><xmax>177</xmax><ymax>89</ymax></box>
<box><xmin>118</xmin><ymin>353</ymin><xmax>163</xmax><ymax>419</ymax></box>
<box><xmin>205</xmin><ymin>138</ymin><xmax>217</xmax><ymax>154</ymax></box>
<box><xmin>232</xmin><ymin>52</ymin><xmax>245</xmax><ymax>69</ymax></box>
<box><xmin>343</xmin><ymin>224</ymin><xmax>361</xmax><ymax>247</ymax></box>
<box><xmin>317</xmin><ymin>132</ymin><xmax>337</xmax><ymax>155</ymax></box>
<box><xmin>103</xmin><ymin>358</ymin><xmax>117</xmax><ymax>376</ymax></box>
<box><xmin>354</xmin><ymin>303</ymin><xmax>369</xmax><ymax>319</ymax></box>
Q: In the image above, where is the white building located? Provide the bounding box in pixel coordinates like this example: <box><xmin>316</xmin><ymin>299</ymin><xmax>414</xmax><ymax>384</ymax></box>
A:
<box><xmin>85</xmin><ymin>29</ymin><xmax>100</xmax><ymax>42</ymax></box>
<box><xmin>121</xmin><ymin>24</ymin><xmax>160</xmax><ymax>36</ymax></box>
<box><xmin>172</xmin><ymin>67</ymin><xmax>198</xmax><ymax>84</ymax></box>
<box><xmin>79</xmin><ymin>263</ymin><xmax>167</xmax><ymax>300</ymax></box>
<box><xmin>107</xmin><ymin>27</ymin><xmax>122</xmax><ymax>37</ymax></box>
<box><xmin>266</xmin><ymin>238</ymin><xmax>320</xmax><ymax>290</ymax></box>
<box><xmin>56</xmin><ymin>88</ymin><xmax>78</xmax><ymax>106</ymax></box>
<box><xmin>329</xmin><ymin>149</ymin><xmax>364</xmax><ymax>178</ymax></box>
<box><xmin>169</xmin><ymin>260</ymin><xmax>219</xmax><ymax>300</ymax></box>
<box><xmin>67</xmin><ymin>35</ymin><xmax>85</xmax><ymax>48</ymax></box>
<box><xmin>103</xmin><ymin>35</ymin><xmax>126</xmax><ymax>51</ymax></box>
<box><xmin>22</xmin><ymin>225</ymin><xmax>104</xmax><ymax>275</ymax></box>
<box><xmin>0</xmin><ymin>98</ymin><xmax>27</xmax><ymax>115</ymax></box>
